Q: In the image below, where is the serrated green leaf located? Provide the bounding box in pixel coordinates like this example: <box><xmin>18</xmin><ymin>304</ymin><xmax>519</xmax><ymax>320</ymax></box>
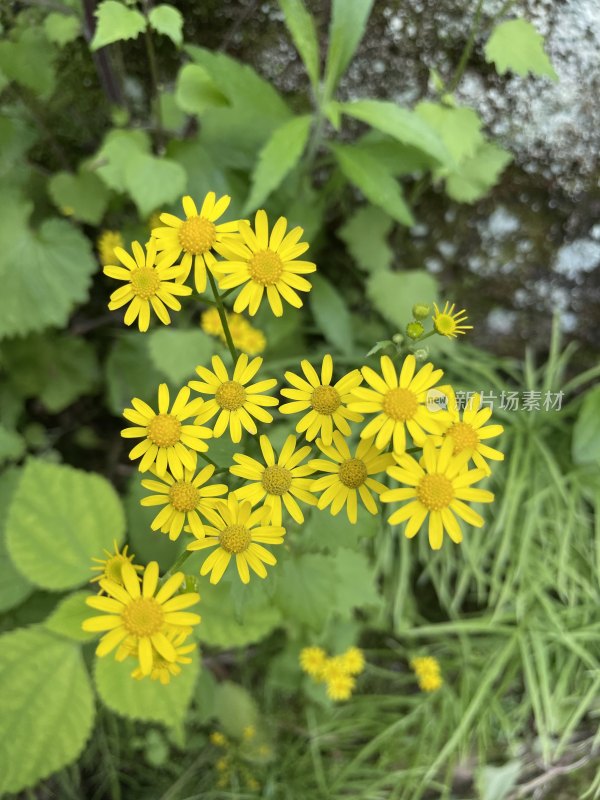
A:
<box><xmin>339</xmin><ymin>205</ymin><xmax>394</xmax><ymax>273</ymax></box>
<box><xmin>278</xmin><ymin>0</ymin><xmax>320</xmax><ymax>88</ymax></box>
<box><xmin>6</xmin><ymin>459</ymin><xmax>125</xmax><ymax>591</ymax></box>
<box><xmin>0</xmin><ymin>628</ymin><xmax>94</xmax><ymax>794</ymax></box>
<box><xmin>124</xmin><ymin>153</ymin><xmax>187</xmax><ymax>218</ymax></box>
<box><xmin>48</xmin><ymin>169</ymin><xmax>109</xmax><ymax>224</ymax></box>
<box><xmin>44</xmin><ymin>12</ymin><xmax>81</xmax><ymax>46</ymax></box>
<box><xmin>244</xmin><ymin>114</ymin><xmax>312</xmax><ymax>213</ymax></box>
<box><xmin>274</xmin><ymin>551</ymin><xmax>336</xmax><ymax>628</ymax></box>
<box><xmin>415</xmin><ymin>103</ymin><xmax>483</xmax><ymax>165</ymax></box>
<box><xmin>445</xmin><ymin>141</ymin><xmax>512</xmax><ymax>203</ymax></box>
<box><xmin>45</xmin><ymin>591</ymin><xmax>96</xmax><ymax>642</ymax></box>
<box><xmin>324</xmin><ymin>0</ymin><xmax>374</xmax><ymax>99</ymax></box>
<box><xmin>91</xmin><ymin>0</ymin><xmax>146</xmax><ymax>50</ymax></box>
<box><xmin>93</xmin><ymin>128</ymin><xmax>151</xmax><ymax>192</ymax></box>
<box><xmin>341</xmin><ymin>100</ymin><xmax>453</xmax><ymax>167</ymax></box>
<box><xmin>0</xmin><ymin>469</ymin><xmax>32</xmax><ymax>612</ymax></box>
<box><xmin>354</xmin><ymin>137</ymin><xmax>435</xmax><ymax>176</ymax></box>
<box><xmin>0</xmin><ymin>28</ymin><xmax>56</xmax><ymax>98</ymax></box>
<box><xmin>572</xmin><ymin>386</ymin><xmax>600</xmax><ymax>466</ymax></box>
<box><xmin>309</xmin><ymin>273</ymin><xmax>354</xmax><ymax>356</ymax></box>
<box><xmin>333</xmin><ymin>547</ymin><xmax>380</xmax><ymax>618</ymax></box>
<box><xmin>149</xmin><ymin>4</ymin><xmax>183</xmax><ymax>46</ymax></box>
<box><xmin>0</xmin><ymin>116</ymin><xmax>37</xmax><ymax>186</ymax></box>
<box><xmin>94</xmin><ymin>647</ymin><xmax>200</xmax><ymax>726</ymax></box>
<box><xmin>303</xmin><ymin>505</ymin><xmax>380</xmax><ymax>553</ymax></box>
<box><xmin>367</xmin><ymin>270</ymin><xmax>438</xmax><ymax>330</ymax></box>
<box><xmin>485</xmin><ymin>19</ymin><xmax>557</xmax><ymax>80</ymax></box>
<box><xmin>0</xmin><ymin>195</ymin><xmax>96</xmax><ymax>340</ymax></box>
<box><xmin>148</xmin><ymin>328</ymin><xmax>215</xmax><ymax>385</ymax></box>
<box><xmin>167</xmin><ymin>139</ymin><xmax>233</xmax><ymax>205</ymax></box>
<box><xmin>0</xmin><ymin>426</ymin><xmax>25</xmax><ymax>465</ymax></box>
<box><xmin>174</xmin><ymin>64</ymin><xmax>228</xmax><ymax>115</ymax></box>
<box><xmin>105</xmin><ymin>334</ymin><xmax>163</xmax><ymax>415</ymax></box>
<box><xmin>331</xmin><ymin>144</ymin><xmax>415</xmax><ymax>226</ymax></box>
<box><xmin>215</xmin><ymin>681</ymin><xmax>259</xmax><ymax>738</ymax></box>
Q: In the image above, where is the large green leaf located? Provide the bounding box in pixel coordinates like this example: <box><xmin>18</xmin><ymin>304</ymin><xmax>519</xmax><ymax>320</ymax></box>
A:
<box><xmin>105</xmin><ymin>334</ymin><xmax>163</xmax><ymax>415</ymax></box>
<box><xmin>44</xmin><ymin>591</ymin><xmax>96</xmax><ymax>642</ymax></box>
<box><xmin>415</xmin><ymin>103</ymin><xmax>483</xmax><ymax>165</ymax></box>
<box><xmin>0</xmin><ymin>196</ymin><xmax>96</xmax><ymax>339</ymax></box>
<box><xmin>274</xmin><ymin>551</ymin><xmax>336</xmax><ymax>629</ymax></box>
<box><xmin>572</xmin><ymin>386</ymin><xmax>600</xmax><ymax>466</ymax></box>
<box><xmin>0</xmin><ymin>116</ymin><xmax>37</xmax><ymax>187</ymax></box>
<box><xmin>148</xmin><ymin>328</ymin><xmax>215</xmax><ymax>385</ymax></box>
<box><xmin>485</xmin><ymin>19</ymin><xmax>557</xmax><ymax>80</ymax></box>
<box><xmin>333</xmin><ymin>548</ymin><xmax>380</xmax><ymax>618</ymax></box>
<box><xmin>95</xmin><ymin>647</ymin><xmax>200</xmax><ymax>725</ymax></box>
<box><xmin>174</xmin><ymin>64</ymin><xmax>228</xmax><ymax>115</ymax></box>
<box><xmin>331</xmin><ymin>144</ymin><xmax>415</xmax><ymax>226</ymax></box>
<box><xmin>0</xmin><ymin>469</ymin><xmax>32</xmax><ymax>612</ymax></box>
<box><xmin>48</xmin><ymin>169</ymin><xmax>110</xmax><ymax>224</ymax></box>
<box><xmin>0</xmin><ymin>28</ymin><xmax>56</xmax><ymax>98</ymax></box>
<box><xmin>309</xmin><ymin>273</ymin><xmax>354</xmax><ymax>356</ymax></box>
<box><xmin>0</xmin><ymin>628</ymin><xmax>94</xmax><ymax>794</ymax></box>
<box><xmin>6</xmin><ymin>459</ymin><xmax>125</xmax><ymax>590</ymax></box>
<box><xmin>44</xmin><ymin>13</ymin><xmax>81</xmax><ymax>47</ymax></box>
<box><xmin>92</xmin><ymin>128</ymin><xmax>151</xmax><ymax>192</ymax></box>
<box><xmin>278</xmin><ymin>0</ymin><xmax>320</xmax><ymax>89</ymax></box>
<box><xmin>167</xmin><ymin>139</ymin><xmax>234</xmax><ymax>206</ymax></box>
<box><xmin>445</xmin><ymin>141</ymin><xmax>512</xmax><ymax>203</ymax></box>
<box><xmin>302</xmin><ymin>505</ymin><xmax>380</xmax><ymax>553</ymax></box>
<box><xmin>244</xmin><ymin>114</ymin><xmax>312</xmax><ymax>213</ymax></box>
<box><xmin>339</xmin><ymin>205</ymin><xmax>394</xmax><ymax>273</ymax></box>
<box><xmin>367</xmin><ymin>270</ymin><xmax>438</xmax><ymax>330</ymax></box>
<box><xmin>124</xmin><ymin>153</ymin><xmax>187</xmax><ymax>218</ymax></box>
<box><xmin>324</xmin><ymin>0</ymin><xmax>375</xmax><ymax>99</ymax></box>
<box><xmin>215</xmin><ymin>681</ymin><xmax>259</xmax><ymax>739</ymax></box>
<box><xmin>148</xmin><ymin>4</ymin><xmax>183</xmax><ymax>46</ymax></box>
<box><xmin>91</xmin><ymin>0</ymin><xmax>146</xmax><ymax>50</ymax></box>
<box><xmin>0</xmin><ymin>426</ymin><xmax>25</xmax><ymax>467</ymax></box>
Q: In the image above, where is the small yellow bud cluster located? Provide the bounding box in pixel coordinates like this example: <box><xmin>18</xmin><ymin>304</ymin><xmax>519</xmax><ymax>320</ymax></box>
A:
<box><xmin>201</xmin><ymin>307</ymin><xmax>266</xmax><ymax>355</ymax></box>
<box><xmin>300</xmin><ymin>645</ymin><xmax>366</xmax><ymax>702</ymax></box>
<box><xmin>210</xmin><ymin>728</ymin><xmax>263</xmax><ymax>792</ymax></box>
<box><xmin>410</xmin><ymin>655</ymin><xmax>443</xmax><ymax>692</ymax></box>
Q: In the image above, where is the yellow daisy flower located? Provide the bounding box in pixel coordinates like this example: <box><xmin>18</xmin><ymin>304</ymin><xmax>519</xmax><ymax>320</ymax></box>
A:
<box><xmin>340</xmin><ymin>647</ymin><xmax>366</xmax><ymax>676</ymax></box>
<box><xmin>310</xmin><ymin>432</ymin><xmax>394</xmax><ymax>523</ymax></box>
<box><xmin>215</xmin><ymin>209</ymin><xmax>316</xmax><ymax>317</ymax></box>
<box><xmin>97</xmin><ymin>230</ymin><xmax>123</xmax><ymax>265</ymax></box>
<box><xmin>82</xmin><ymin>561</ymin><xmax>201</xmax><ymax>676</ymax></box>
<box><xmin>419</xmin><ymin>672</ymin><xmax>443</xmax><ymax>692</ymax></box>
<box><xmin>279</xmin><ymin>355</ymin><xmax>364</xmax><ymax>446</ymax></box>
<box><xmin>231</xmin><ymin>434</ymin><xmax>317</xmax><ymax>525</ymax></box>
<box><xmin>152</xmin><ymin>193</ymin><xmax>240</xmax><ymax>292</ymax></box>
<box><xmin>90</xmin><ymin>540</ymin><xmax>142</xmax><ymax>587</ymax></box>
<box><xmin>432</xmin><ymin>301</ymin><xmax>473</xmax><ymax>338</ymax></box>
<box><xmin>122</xmin><ymin>384</ymin><xmax>212</xmax><ymax>478</ymax></box>
<box><xmin>140</xmin><ymin>452</ymin><xmax>228</xmax><ymax>540</ymax></box>
<box><xmin>348</xmin><ymin>354</ymin><xmax>445</xmax><ymax>454</ymax></box>
<box><xmin>435</xmin><ymin>389</ymin><xmax>504</xmax><ymax>474</ymax></box>
<box><xmin>299</xmin><ymin>646</ymin><xmax>327</xmax><ymax>678</ymax></box>
<box><xmin>326</xmin><ymin>672</ymin><xmax>355</xmax><ymax>701</ymax></box>
<box><xmin>186</xmin><ymin>495</ymin><xmax>285</xmax><ymax>584</ymax></box>
<box><xmin>105</xmin><ymin>239</ymin><xmax>192</xmax><ymax>331</ymax></box>
<box><xmin>380</xmin><ymin>437</ymin><xmax>494</xmax><ymax>549</ymax></box>
<box><xmin>132</xmin><ymin>630</ymin><xmax>195</xmax><ymax>684</ymax></box>
<box><xmin>189</xmin><ymin>354</ymin><xmax>278</xmax><ymax>444</ymax></box>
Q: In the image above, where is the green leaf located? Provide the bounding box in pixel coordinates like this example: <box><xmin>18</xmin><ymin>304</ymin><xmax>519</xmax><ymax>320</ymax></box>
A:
<box><xmin>6</xmin><ymin>459</ymin><xmax>125</xmax><ymax>591</ymax></box>
<box><xmin>125</xmin><ymin>475</ymin><xmax>181</xmax><ymax>572</ymax></box>
<box><xmin>354</xmin><ymin>137</ymin><xmax>435</xmax><ymax>176</ymax></box>
<box><xmin>0</xmin><ymin>116</ymin><xmax>37</xmax><ymax>187</ymax></box>
<box><xmin>367</xmin><ymin>270</ymin><xmax>438</xmax><ymax>330</ymax></box>
<box><xmin>278</xmin><ymin>0</ymin><xmax>320</xmax><ymax>88</ymax></box>
<box><xmin>44</xmin><ymin>591</ymin><xmax>96</xmax><ymax>642</ymax></box>
<box><xmin>339</xmin><ymin>205</ymin><xmax>394</xmax><ymax>273</ymax></box>
<box><xmin>0</xmin><ymin>28</ymin><xmax>56</xmax><ymax>98</ymax></box>
<box><xmin>415</xmin><ymin>103</ymin><xmax>483</xmax><ymax>165</ymax></box>
<box><xmin>0</xmin><ymin>195</ymin><xmax>96</xmax><ymax>340</ymax></box>
<box><xmin>331</xmin><ymin>143</ymin><xmax>415</xmax><ymax>226</ymax></box>
<box><xmin>94</xmin><ymin>647</ymin><xmax>200</xmax><ymax>726</ymax></box>
<box><xmin>485</xmin><ymin>19</ymin><xmax>557</xmax><ymax>80</ymax></box>
<box><xmin>167</xmin><ymin>139</ymin><xmax>233</xmax><ymax>205</ymax></box>
<box><xmin>93</xmin><ymin>128</ymin><xmax>151</xmax><ymax>192</ymax></box>
<box><xmin>124</xmin><ymin>153</ymin><xmax>187</xmax><ymax>218</ymax></box>
<box><xmin>476</xmin><ymin>761</ymin><xmax>522</xmax><ymax>800</ymax></box>
<box><xmin>215</xmin><ymin>681</ymin><xmax>259</xmax><ymax>739</ymax></box>
<box><xmin>333</xmin><ymin>548</ymin><xmax>380</xmax><ymax>618</ymax></box>
<box><xmin>174</xmin><ymin>64</ymin><xmax>229</xmax><ymax>115</ymax></box>
<box><xmin>309</xmin><ymin>273</ymin><xmax>354</xmax><ymax>356</ymax></box>
<box><xmin>0</xmin><ymin>469</ymin><xmax>32</xmax><ymax>612</ymax></box>
<box><xmin>148</xmin><ymin>4</ymin><xmax>183</xmax><ymax>46</ymax></box>
<box><xmin>91</xmin><ymin>0</ymin><xmax>146</xmax><ymax>50</ymax></box>
<box><xmin>244</xmin><ymin>114</ymin><xmax>312</xmax><ymax>213</ymax></box>
<box><xmin>44</xmin><ymin>12</ymin><xmax>81</xmax><ymax>46</ymax></box>
<box><xmin>48</xmin><ymin>169</ymin><xmax>110</xmax><ymax>224</ymax></box>
<box><xmin>341</xmin><ymin>100</ymin><xmax>453</xmax><ymax>167</ymax></box>
<box><xmin>303</xmin><ymin>505</ymin><xmax>380</xmax><ymax>552</ymax></box>
<box><xmin>105</xmin><ymin>334</ymin><xmax>163</xmax><ymax>415</ymax></box>
<box><xmin>324</xmin><ymin>0</ymin><xmax>375</xmax><ymax>99</ymax></box>
<box><xmin>0</xmin><ymin>426</ymin><xmax>25</xmax><ymax>466</ymax></box>
<box><xmin>445</xmin><ymin>141</ymin><xmax>512</xmax><ymax>203</ymax></box>
<box><xmin>572</xmin><ymin>386</ymin><xmax>600</xmax><ymax>466</ymax></box>
<box><xmin>0</xmin><ymin>628</ymin><xmax>94</xmax><ymax>794</ymax></box>
<box><xmin>274</xmin><ymin>552</ymin><xmax>336</xmax><ymax>629</ymax></box>
<box><xmin>148</xmin><ymin>328</ymin><xmax>215</xmax><ymax>385</ymax></box>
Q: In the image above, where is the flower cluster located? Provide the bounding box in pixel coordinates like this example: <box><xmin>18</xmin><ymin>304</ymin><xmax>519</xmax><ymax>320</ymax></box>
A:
<box><xmin>300</xmin><ymin>646</ymin><xmax>366</xmax><ymax>701</ymax></box>
<box><xmin>201</xmin><ymin>308</ymin><xmax>266</xmax><ymax>355</ymax></box>
<box><xmin>410</xmin><ymin>656</ymin><xmax>443</xmax><ymax>692</ymax></box>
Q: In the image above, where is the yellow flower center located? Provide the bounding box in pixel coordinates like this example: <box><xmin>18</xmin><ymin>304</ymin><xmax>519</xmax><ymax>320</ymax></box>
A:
<box><xmin>131</xmin><ymin>267</ymin><xmax>160</xmax><ymax>299</ymax></box>
<box><xmin>447</xmin><ymin>421</ymin><xmax>479</xmax><ymax>453</ymax></box>
<box><xmin>169</xmin><ymin>481</ymin><xmax>199</xmax><ymax>512</ymax></box>
<box><xmin>417</xmin><ymin>474</ymin><xmax>454</xmax><ymax>511</ymax></box>
<box><xmin>382</xmin><ymin>387</ymin><xmax>418</xmax><ymax>421</ymax></box>
<box><xmin>122</xmin><ymin>597</ymin><xmax>163</xmax><ymax>636</ymax></box>
<box><xmin>215</xmin><ymin>380</ymin><xmax>246</xmax><ymax>410</ymax></box>
<box><xmin>147</xmin><ymin>414</ymin><xmax>181</xmax><ymax>448</ymax></box>
<box><xmin>105</xmin><ymin>555</ymin><xmax>127</xmax><ymax>583</ymax></box>
<box><xmin>261</xmin><ymin>465</ymin><xmax>292</xmax><ymax>495</ymax></box>
<box><xmin>219</xmin><ymin>524</ymin><xmax>251</xmax><ymax>554</ymax></box>
<box><xmin>338</xmin><ymin>458</ymin><xmax>368</xmax><ymax>488</ymax></box>
<box><xmin>248</xmin><ymin>250</ymin><xmax>284</xmax><ymax>285</ymax></box>
<box><xmin>433</xmin><ymin>314</ymin><xmax>456</xmax><ymax>336</ymax></box>
<box><xmin>178</xmin><ymin>215</ymin><xmax>216</xmax><ymax>255</ymax></box>
<box><xmin>311</xmin><ymin>385</ymin><xmax>341</xmax><ymax>415</ymax></box>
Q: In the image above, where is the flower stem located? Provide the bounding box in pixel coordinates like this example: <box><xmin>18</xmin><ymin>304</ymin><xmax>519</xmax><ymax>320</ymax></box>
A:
<box><xmin>161</xmin><ymin>549</ymin><xmax>193</xmax><ymax>583</ymax></box>
<box><xmin>208</xmin><ymin>270</ymin><xmax>238</xmax><ymax>363</ymax></box>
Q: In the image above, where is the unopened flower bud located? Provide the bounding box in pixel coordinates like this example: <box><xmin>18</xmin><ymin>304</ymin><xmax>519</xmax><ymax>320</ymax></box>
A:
<box><xmin>412</xmin><ymin>304</ymin><xmax>431</xmax><ymax>320</ymax></box>
<box><xmin>406</xmin><ymin>321</ymin><xmax>425</xmax><ymax>340</ymax></box>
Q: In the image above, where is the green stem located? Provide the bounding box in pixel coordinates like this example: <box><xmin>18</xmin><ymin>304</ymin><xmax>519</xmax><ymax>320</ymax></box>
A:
<box><xmin>141</xmin><ymin>4</ymin><xmax>163</xmax><ymax>148</ymax></box>
<box><xmin>161</xmin><ymin>549</ymin><xmax>193</xmax><ymax>583</ymax></box>
<box><xmin>448</xmin><ymin>0</ymin><xmax>486</xmax><ymax>92</ymax></box>
<box><xmin>208</xmin><ymin>270</ymin><xmax>238</xmax><ymax>363</ymax></box>
<box><xmin>415</xmin><ymin>330</ymin><xmax>437</xmax><ymax>343</ymax></box>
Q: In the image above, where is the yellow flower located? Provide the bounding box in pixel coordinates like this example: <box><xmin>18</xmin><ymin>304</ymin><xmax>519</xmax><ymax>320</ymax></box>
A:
<box><xmin>410</xmin><ymin>655</ymin><xmax>443</xmax><ymax>692</ymax></box>
<box><xmin>231</xmin><ymin>434</ymin><xmax>317</xmax><ymax>525</ymax></box>
<box><xmin>340</xmin><ymin>647</ymin><xmax>365</xmax><ymax>676</ymax></box>
<box><xmin>320</xmin><ymin>659</ymin><xmax>356</xmax><ymax>701</ymax></box>
<box><xmin>147</xmin><ymin>212</ymin><xmax>162</xmax><ymax>232</ymax></box>
<box><xmin>216</xmin><ymin>756</ymin><xmax>230</xmax><ymax>772</ymax></box>
<box><xmin>201</xmin><ymin>308</ymin><xmax>266</xmax><ymax>355</ymax></box>
<box><xmin>189</xmin><ymin>354</ymin><xmax>278</xmax><ymax>443</ymax></box>
<box><xmin>215</xmin><ymin>209</ymin><xmax>316</xmax><ymax>317</ymax></box>
<box><xmin>201</xmin><ymin>307</ymin><xmax>225</xmax><ymax>337</ymax></box>
<box><xmin>105</xmin><ymin>240</ymin><xmax>192</xmax><ymax>331</ymax></box>
<box><xmin>97</xmin><ymin>230</ymin><xmax>124</xmax><ymax>265</ymax></box>
<box><xmin>210</xmin><ymin>732</ymin><xmax>228</xmax><ymax>747</ymax></box>
<box><xmin>90</xmin><ymin>540</ymin><xmax>142</xmax><ymax>587</ymax></box>
<box><xmin>299</xmin><ymin>646</ymin><xmax>327</xmax><ymax>678</ymax></box>
<box><xmin>186</xmin><ymin>494</ymin><xmax>285</xmax><ymax>584</ymax></box>
<box><xmin>348</xmin><ymin>354</ymin><xmax>444</xmax><ymax>454</ymax></box>
<box><xmin>122</xmin><ymin>384</ymin><xmax>212</xmax><ymax>478</ymax></box>
<box><xmin>131</xmin><ymin>630</ymin><xmax>195</xmax><ymax>684</ymax></box>
<box><xmin>310</xmin><ymin>432</ymin><xmax>394</xmax><ymax>523</ymax></box>
<box><xmin>381</xmin><ymin>437</ymin><xmax>494</xmax><ymax>549</ymax></box>
<box><xmin>82</xmin><ymin>561</ymin><xmax>201</xmax><ymax>676</ymax></box>
<box><xmin>419</xmin><ymin>672</ymin><xmax>443</xmax><ymax>692</ymax></box>
<box><xmin>140</xmin><ymin>452</ymin><xmax>228</xmax><ymax>540</ymax></box>
<box><xmin>432</xmin><ymin>301</ymin><xmax>473</xmax><ymax>338</ymax></box>
<box><xmin>243</xmin><ymin>725</ymin><xmax>256</xmax><ymax>741</ymax></box>
<box><xmin>152</xmin><ymin>193</ymin><xmax>240</xmax><ymax>292</ymax></box>
<box><xmin>280</xmin><ymin>355</ymin><xmax>363</xmax><ymax>446</ymax></box>
<box><xmin>435</xmin><ymin>389</ymin><xmax>504</xmax><ymax>474</ymax></box>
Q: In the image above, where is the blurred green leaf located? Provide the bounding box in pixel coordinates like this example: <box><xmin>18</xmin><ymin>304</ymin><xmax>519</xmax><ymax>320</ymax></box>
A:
<box><xmin>44</xmin><ymin>12</ymin><xmax>81</xmax><ymax>46</ymax></box>
<box><xmin>6</xmin><ymin>459</ymin><xmax>125</xmax><ymax>591</ymax></box>
<box><xmin>334</xmin><ymin>548</ymin><xmax>380</xmax><ymax>618</ymax></box>
<box><xmin>0</xmin><ymin>628</ymin><xmax>94</xmax><ymax>794</ymax></box>
<box><xmin>148</xmin><ymin>328</ymin><xmax>215</xmax><ymax>385</ymax></box>
<box><xmin>278</xmin><ymin>0</ymin><xmax>320</xmax><ymax>89</ymax></box>
<box><xmin>93</xmin><ymin>128</ymin><xmax>151</xmax><ymax>192</ymax></box>
<box><xmin>244</xmin><ymin>114</ymin><xmax>312</xmax><ymax>213</ymax></box>
<box><xmin>324</xmin><ymin>0</ymin><xmax>375</xmax><ymax>99</ymax></box>
<box><xmin>167</xmin><ymin>139</ymin><xmax>233</xmax><ymax>205</ymax></box>
<box><xmin>339</xmin><ymin>205</ymin><xmax>394</xmax><ymax>273</ymax></box>
<box><xmin>105</xmin><ymin>334</ymin><xmax>163</xmax><ymax>415</ymax></box>
<box><xmin>174</xmin><ymin>64</ymin><xmax>228</xmax><ymax>115</ymax></box>
<box><xmin>215</xmin><ymin>681</ymin><xmax>259</xmax><ymax>739</ymax></box>
<box><xmin>415</xmin><ymin>103</ymin><xmax>483</xmax><ymax>165</ymax></box>
<box><xmin>0</xmin><ymin>427</ymin><xmax>25</xmax><ymax>466</ymax></box>
<box><xmin>303</xmin><ymin>505</ymin><xmax>380</xmax><ymax>552</ymax></box>
<box><xmin>0</xmin><ymin>469</ymin><xmax>32</xmax><ymax>612</ymax></box>
<box><xmin>309</xmin><ymin>273</ymin><xmax>354</xmax><ymax>356</ymax></box>
<box><xmin>367</xmin><ymin>270</ymin><xmax>438</xmax><ymax>329</ymax></box>
<box><xmin>148</xmin><ymin>4</ymin><xmax>183</xmax><ymax>46</ymax></box>
<box><xmin>485</xmin><ymin>19</ymin><xmax>557</xmax><ymax>80</ymax></box>
<box><xmin>91</xmin><ymin>0</ymin><xmax>146</xmax><ymax>50</ymax></box>
<box><xmin>274</xmin><ymin>551</ymin><xmax>336</xmax><ymax>628</ymax></box>
<box><xmin>44</xmin><ymin>591</ymin><xmax>96</xmax><ymax>642</ymax></box>
<box><xmin>124</xmin><ymin>153</ymin><xmax>187</xmax><ymax>218</ymax></box>
<box><xmin>0</xmin><ymin>28</ymin><xmax>56</xmax><ymax>98</ymax></box>
<box><xmin>476</xmin><ymin>761</ymin><xmax>522</xmax><ymax>800</ymax></box>
<box><xmin>572</xmin><ymin>386</ymin><xmax>600</xmax><ymax>466</ymax></box>
<box><xmin>445</xmin><ymin>141</ymin><xmax>512</xmax><ymax>203</ymax></box>
<box><xmin>0</xmin><ymin>116</ymin><xmax>37</xmax><ymax>187</ymax></box>
<box><xmin>48</xmin><ymin>169</ymin><xmax>109</xmax><ymax>224</ymax></box>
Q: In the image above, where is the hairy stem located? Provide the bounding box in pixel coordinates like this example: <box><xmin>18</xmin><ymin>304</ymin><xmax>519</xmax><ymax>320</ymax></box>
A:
<box><xmin>208</xmin><ymin>270</ymin><xmax>238</xmax><ymax>363</ymax></box>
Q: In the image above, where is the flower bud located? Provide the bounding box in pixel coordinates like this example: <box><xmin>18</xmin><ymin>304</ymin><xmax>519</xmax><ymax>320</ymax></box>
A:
<box><xmin>412</xmin><ymin>304</ymin><xmax>431</xmax><ymax>320</ymax></box>
<box><xmin>406</xmin><ymin>321</ymin><xmax>425</xmax><ymax>340</ymax></box>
